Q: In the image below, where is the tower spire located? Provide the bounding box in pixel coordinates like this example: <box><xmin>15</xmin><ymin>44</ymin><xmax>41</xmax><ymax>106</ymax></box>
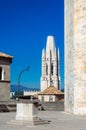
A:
<box><xmin>46</xmin><ymin>36</ymin><xmax>55</xmax><ymax>59</ymax></box>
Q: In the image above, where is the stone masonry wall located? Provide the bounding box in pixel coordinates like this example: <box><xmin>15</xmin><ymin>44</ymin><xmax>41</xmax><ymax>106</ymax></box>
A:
<box><xmin>65</xmin><ymin>0</ymin><xmax>74</xmax><ymax>114</ymax></box>
<box><xmin>0</xmin><ymin>58</ymin><xmax>11</xmax><ymax>101</ymax></box>
<box><xmin>0</xmin><ymin>82</ymin><xmax>10</xmax><ymax>101</ymax></box>
<box><xmin>74</xmin><ymin>0</ymin><xmax>86</xmax><ymax>115</ymax></box>
<box><xmin>65</xmin><ymin>0</ymin><xmax>86</xmax><ymax>115</ymax></box>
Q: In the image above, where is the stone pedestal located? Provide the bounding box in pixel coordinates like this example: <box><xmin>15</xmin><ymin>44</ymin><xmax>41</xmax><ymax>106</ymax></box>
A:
<box><xmin>7</xmin><ymin>100</ymin><xmax>49</xmax><ymax>126</ymax></box>
<box><xmin>16</xmin><ymin>100</ymin><xmax>38</xmax><ymax>122</ymax></box>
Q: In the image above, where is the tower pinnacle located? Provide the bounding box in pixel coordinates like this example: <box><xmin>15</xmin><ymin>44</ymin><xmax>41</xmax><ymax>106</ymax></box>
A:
<box><xmin>46</xmin><ymin>36</ymin><xmax>55</xmax><ymax>50</ymax></box>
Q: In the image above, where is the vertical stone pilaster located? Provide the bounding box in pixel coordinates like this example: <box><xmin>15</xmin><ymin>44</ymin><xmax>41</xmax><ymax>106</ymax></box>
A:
<box><xmin>65</xmin><ymin>0</ymin><xmax>86</xmax><ymax>115</ymax></box>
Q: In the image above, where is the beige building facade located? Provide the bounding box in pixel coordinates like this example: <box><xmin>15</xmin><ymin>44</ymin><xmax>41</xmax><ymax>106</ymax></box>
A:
<box><xmin>65</xmin><ymin>0</ymin><xmax>86</xmax><ymax>115</ymax></box>
<box><xmin>38</xmin><ymin>86</ymin><xmax>64</xmax><ymax>102</ymax></box>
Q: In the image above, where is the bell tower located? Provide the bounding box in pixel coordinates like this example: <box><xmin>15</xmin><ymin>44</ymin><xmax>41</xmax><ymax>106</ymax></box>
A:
<box><xmin>40</xmin><ymin>36</ymin><xmax>60</xmax><ymax>91</ymax></box>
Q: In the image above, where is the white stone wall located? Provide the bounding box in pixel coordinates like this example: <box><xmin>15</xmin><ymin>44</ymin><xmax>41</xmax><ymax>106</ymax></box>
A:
<box><xmin>65</xmin><ymin>0</ymin><xmax>86</xmax><ymax>115</ymax></box>
<box><xmin>38</xmin><ymin>95</ymin><xmax>55</xmax><ymax>102</ymax></box>
<box><xmin>24</xmin><ymin>91</ymin><xmax>39</xmax><ymax>96</ymax></box>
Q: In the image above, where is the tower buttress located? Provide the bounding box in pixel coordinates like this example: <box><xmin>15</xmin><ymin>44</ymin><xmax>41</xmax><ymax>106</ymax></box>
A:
<box><xmin>42</xmin><ymin>49</ymin><xmax>46</xmax><ymax>76</ymax></box>
<box><xmin>57</xmin><ymin>48</ymin><xmax>61</xmax><ymax>90</ymax></box>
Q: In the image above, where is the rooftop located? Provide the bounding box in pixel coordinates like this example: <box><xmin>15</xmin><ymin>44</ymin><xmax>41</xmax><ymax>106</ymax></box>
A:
<box><xmin>0</xmin><ymin>52</ymin><xmax>13</xmax><ymax>59</ymax></box>
<box><xmin>39</xmin><ymin>86</ymin><xmax>64</xmax><ymax>95</ymax></box>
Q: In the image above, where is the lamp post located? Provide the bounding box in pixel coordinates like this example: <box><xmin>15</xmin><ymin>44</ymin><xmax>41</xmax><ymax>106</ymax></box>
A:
<box><xmin>18</xmin><ymin>66</ymin><xmax>30</xmax><ymax>98</ymax></box>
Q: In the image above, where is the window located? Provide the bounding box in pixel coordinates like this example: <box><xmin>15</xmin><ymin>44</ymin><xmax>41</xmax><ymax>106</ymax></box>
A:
<box><xmin>50</xmin><ymin>79</ymin><xmax>53</xmax><ymax>86</ymax></box>
<box><xmin>0</xmin><ymin>67</ymin><xmax>2</xmax><ymax>80</ymax></box>
<box><xmin>51</xmin><ymin>63</ymin><xmax>53</xmax><ymax>75</ymax></box>
<box><xmin>41</xmin><ymin>95</ymin><xmax>44</xmax><ymax>102</ymax></box>
<box><xmin>0</xmin><ymin>67</ymin><xmax>4</xmax><ymax>80</ymax></box>
<box><xmin>46</xmin><ymin>64</ymin><xmax>48</xmax><ymax>75</ymax></box>
<box><xmin>49</xmin><ymin>95</ymin><xmax>53</xmax><ymax>102</ymax></box>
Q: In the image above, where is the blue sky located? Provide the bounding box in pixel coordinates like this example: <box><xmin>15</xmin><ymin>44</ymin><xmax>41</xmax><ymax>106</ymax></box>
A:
<box><xmin>0</xmin><ymin>0</ymin><xmax>64</xmax><ymax>89</ymax></box>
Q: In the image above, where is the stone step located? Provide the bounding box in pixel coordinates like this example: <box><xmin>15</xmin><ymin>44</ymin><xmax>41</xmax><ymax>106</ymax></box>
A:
<box><xmin>0</xmin><ymin>102</ymin><xmax>16</xmax><ymax>112</ymax></box>
<box><xmin>41</xmin><ymin>101</ymin><xmax>64</xmax><ymax>111</ymax></box>
<box><xmin>7</xmin><ymin>116</ymin><xmax>50</xmax><ymax>126</ymax></box>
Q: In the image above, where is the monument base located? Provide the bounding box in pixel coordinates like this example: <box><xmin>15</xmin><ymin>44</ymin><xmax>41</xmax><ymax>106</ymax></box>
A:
<box><xmin>7</xmin><ymin>116</ymin><xmax>50</xmax><ymax>126</ymax></box>
<box><xmin>16</xmin><ymin>100</ymin><xmax>38</xmax><ymax>121</ymax></box>
<box><xmin>9</xmin><ymin>99</ymin><xmax>49</xmax><ymax>126</ymax></box>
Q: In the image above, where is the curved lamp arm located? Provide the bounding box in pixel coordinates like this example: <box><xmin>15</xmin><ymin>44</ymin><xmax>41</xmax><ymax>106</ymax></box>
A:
<box><xmin>18</xmin><ymin>66</ymin><xmax>30</xmax><ymax>97</ymax></box>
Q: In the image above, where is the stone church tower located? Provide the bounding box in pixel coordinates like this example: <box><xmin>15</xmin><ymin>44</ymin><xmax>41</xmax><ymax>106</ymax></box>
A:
<box><xmin>40</xmin><ymin>36</ymin><xmax>60</xmax><ymax>91</ymax></box>
<box><xmin>65</xmin><ymin>0</ymin><xmax>86</xmax><ymax>115</ymax></box>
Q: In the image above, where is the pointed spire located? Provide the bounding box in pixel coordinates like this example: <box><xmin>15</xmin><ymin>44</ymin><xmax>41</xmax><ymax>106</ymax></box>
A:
<box><xmin>42</xmin><ymin>49</ymin><xmax>46</xmax><ymax>59</ymax></box>
<box><xmin>46</xmin><ymin>36</ymin><xmax>55</xmax><ymax>51</ymax></box>
<box><xmin>46</xmin><ymin>36</ymin><xmax>56</xmax><ymax>59</ymax></box>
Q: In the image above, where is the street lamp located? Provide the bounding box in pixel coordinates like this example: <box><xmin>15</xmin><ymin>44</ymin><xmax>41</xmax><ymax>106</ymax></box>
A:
<box><xmin>18</xmin><ymin>66</ymin><xmax>30</xmax><ymax>98</ymax></box>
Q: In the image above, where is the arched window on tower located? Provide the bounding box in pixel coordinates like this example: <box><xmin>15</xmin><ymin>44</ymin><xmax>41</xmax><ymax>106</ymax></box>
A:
<box><xmin>51</xmin><ymin>63</ymin><xmax>53</xmax><ymax>75</ymax></box>
<box><xmin>0</xmin><ymin>67</ymin><xmax>4</xmax><ymax>80</ymax></box>
<box><xmin>46</xmin><ymin>64</ymin><xmax>48</xmax><ymax>75</ymax></box>
<box><xmin>0</xmin><ymin>67</ymin><xmax>2</xmax><ymax>80</ymax></box>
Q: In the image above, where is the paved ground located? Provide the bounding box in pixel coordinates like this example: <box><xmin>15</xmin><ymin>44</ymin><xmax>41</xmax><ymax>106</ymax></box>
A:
<box><xmin>0</xmin><ymin>111</ymin><xmax>86</xmax><ymax>130</ymax></box>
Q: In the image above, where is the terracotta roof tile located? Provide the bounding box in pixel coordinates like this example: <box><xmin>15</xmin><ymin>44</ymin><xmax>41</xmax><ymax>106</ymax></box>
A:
<box><xmin>0</xmin><ymin>52</ymin><xmax>13</xmax><ymax>58</ymax></box>
<box><xmin>39</xmin><ymin>86</ymin><xmax>64</xmax><ymax>95</ymax></box>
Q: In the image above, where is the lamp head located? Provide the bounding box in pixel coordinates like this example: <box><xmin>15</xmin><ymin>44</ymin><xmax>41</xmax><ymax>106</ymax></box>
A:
<box><xmin>27</xmin><ymin>66</ymin><xmax>30</xmax><ymax>71</ymax></box>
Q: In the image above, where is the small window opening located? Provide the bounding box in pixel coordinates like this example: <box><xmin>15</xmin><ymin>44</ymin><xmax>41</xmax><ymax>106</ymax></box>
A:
<box><xmin>51</xmin><ymin>63</ymin><xmax>53</xmax><ymax>75</ymax></box>
<box><xmin>0</xmin><ymin>67</ymin><xmax>2</xmax><ymax>80</ymax></box>
<box><xmin>46</xmin><ymin>64</ymin><xmax>48</xmax><ymax>75</ymax></box>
